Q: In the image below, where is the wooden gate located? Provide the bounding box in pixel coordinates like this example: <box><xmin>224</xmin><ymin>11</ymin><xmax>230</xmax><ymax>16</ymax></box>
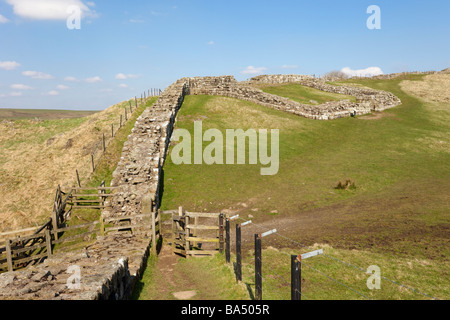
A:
<box><xmin>172</xmin><ymin>207</ymin><xmax>225</xmax><ymax>257</ymax></box>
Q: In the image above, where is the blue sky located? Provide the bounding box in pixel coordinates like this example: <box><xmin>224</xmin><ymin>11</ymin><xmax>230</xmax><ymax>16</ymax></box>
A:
<box><xmin>0</xmin><ymin>0</ymin><xmax>449</xmax><ymax>110</ymax></box>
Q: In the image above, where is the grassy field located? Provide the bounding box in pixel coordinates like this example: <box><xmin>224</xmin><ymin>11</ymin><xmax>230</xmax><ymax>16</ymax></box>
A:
<box><xmin>155</xmin><ymin>74</ymin><xmax>449</xmax><ymax>300</ymax></box>
<box><xmin>0</xmin><ymin>108</ymin><xmax>98</xmax><ymax>120</ymax></box>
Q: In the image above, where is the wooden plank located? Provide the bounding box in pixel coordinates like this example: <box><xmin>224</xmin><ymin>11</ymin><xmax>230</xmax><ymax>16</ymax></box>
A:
<box><xmin>45</xmin><ymin>230</ymin><xmax>52</xmax><ymax>257</ymax></box>
<box><xmin>186</xmin><ymin>237</ymin><xmax>219</xmax><ymax>243</ymax></box>
<box><xmin>103</xmin><ymin>213</ymin><xmax>152</xmax><ymax>223</ymax></box>
<box><xmin>161</xmin><ymin>209</ymin><xmax>178</xmax><ymax>215</ymax></box>
<box><xmin>186</xmin><ymin>212</ymin><xmax>221</xmax><ymax>218</ymax></box>
<box><xmin>10</xmin><ymin>232</ymin><xmax>45</xmax><ymax>243</ymax></box>
<box><xmin>52</xmin><ymin>230</ymin><xmax>97</xmax><ymax>245</ymax></box>
<box><xmin>71</xmin><ymin>206</ymin><xmax>107</xmax><ymax>209</ymax></box>
<box><xmin>186</xmin><ymin>225</ymin><xmax>219</xmax><ymax>230</ymax></box>
<box><xmin>186</xmin><ymin>250</ymin><xmax>219</xmax><ymax>256</ymax></box>
<box><xmin>71</xmin><ymin>193</ymin><xmax>115</xmax><ymax>197</ymax></box>
<box><xmin>70</xmin><ymin>199</ymin><xmax>104</xmax><ymax>203</ymax></box>
<box><xmin>104</xmin><ymin>223</ymin><xmax>150</xmax><ymax>233</ymax></box>
<box><xmin>0</xmin><ymin>227</ymin><xmax>39</xmax><ymax>238</ymax></box>
<box><xmin>74</xmin><ymin>187</ymin><xmax>118</xmax><ymax>191</ymax></box>
<box><xmin>53</xmin><ymin>221</ymin><xmax>99</xmax><ymax>234</ymax></box>
<box><xmin>5</xmin><ymin>240</ymin><xmax>13</xmax><ymax>272</ymax></box>
<box><xmin>173</xmin><ymin>248</ymin><xmax>186</xmax><ymax>255</ymax></box>
<box><xmin>12</xmin><ymin>242</ymin><xmax>47</xmax><ymax>255</ymax></box>
<box><xmin>13</xmin><ymin>252</ymin><xmax>48</xmax><ymax>265</ymax></box>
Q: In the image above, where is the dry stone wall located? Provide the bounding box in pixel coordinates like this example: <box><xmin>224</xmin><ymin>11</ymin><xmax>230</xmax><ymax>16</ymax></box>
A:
<box><xmin>188</xmin><ymin>75</ymin><xmax>401</xmax><ymax>120</ymax></box>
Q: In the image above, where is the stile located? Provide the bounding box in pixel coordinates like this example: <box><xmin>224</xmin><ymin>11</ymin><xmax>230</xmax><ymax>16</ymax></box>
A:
<box><xmin>5</xmin><ymin>239</ymin><xmax>13</xmax><ymax>272</ymax></box>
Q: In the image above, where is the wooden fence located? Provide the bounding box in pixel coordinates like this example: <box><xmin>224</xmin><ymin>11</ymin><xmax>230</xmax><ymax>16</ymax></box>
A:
<box><xmin>171</xmin><ymin>207</ymin><xmax>225</xmax><ymax>258</ymax></box>
<box><xmin>0</xmin><ymin>206</ymin><xmax>161</xmax><ymax>273</ymax></box>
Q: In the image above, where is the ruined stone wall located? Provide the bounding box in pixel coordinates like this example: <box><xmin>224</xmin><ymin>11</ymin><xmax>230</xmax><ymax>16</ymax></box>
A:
<box><xmin>188</xmin><ymin>75</ymin><xmax>401</xmax><ymax>120</ymax></box>
<box><xmin>0</xmin><ymin>234</ymin><xmax>151</xmax><ymax>300</ymax></box>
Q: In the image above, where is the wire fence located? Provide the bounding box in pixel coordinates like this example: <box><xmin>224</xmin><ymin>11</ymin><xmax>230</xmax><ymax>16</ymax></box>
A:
<box><xmin>226</xmin><ymin>216</ymin><xmax>441</xmax><ymax>301</ymax></box>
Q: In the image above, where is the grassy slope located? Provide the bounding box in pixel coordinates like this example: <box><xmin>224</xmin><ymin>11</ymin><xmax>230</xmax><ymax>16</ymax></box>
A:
<box><xmin>157</xmin><ymin>76</ymin><xmax>449</xmax><ymax>300</ymax></box>
<box><xmin>0</xmin><ymin>98</ymin><xmax>156</xmax><ymax>231</ymax></box>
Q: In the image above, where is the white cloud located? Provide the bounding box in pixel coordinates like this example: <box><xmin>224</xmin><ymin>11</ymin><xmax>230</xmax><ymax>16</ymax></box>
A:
<box><xmin>10</xmin><ymin>91</ymin><xmax>23</xmax><ymax>97</ymax></box>
<box><xmin>119</xmin><ymin>84</ymin><xmax>128</xmax><ymax>88</ymax></box>
<box><xmin>241</xmin><ymin>66</ymin><xmax>268</xmax><ymax>75</ymax></box>
<box><xmin>22</xmin><ymin>70</ymin><xmax>54</xmax><ymax>79</ymax></box>
<box><xmin>341</xmin><ymin>66</ymin><xmax>384</xmax><ymax>78</ymax></box>
<box><xmin>10</xmin><ymin>84</ymin><xmax>33</xmax><ymax>90</ymax></box>
<box><xmin>85</xmin><ymin>76</ymin><xmax>102</xmax><ymax>83</ymax></box>
<box><xmin>0</xmin><ymin>14</ymin><xmax>9</xmax><ymax>23</ymax></box>
<box><xmin>115</xmin><ymin>73</ymin><xmax>140</xmax><ymax>80</ymax></box>
<box><xmin>57</xmin><ymin>84</ymin><xmax>69</xmax><ymax>90</ymax></box>
<box><xmin>6</xmin><ymin>0</ymin><xmax>96</xmax><ymax>21</ymax></box>
<box><xmin>281</xmin><ymin>64</ymin><xmax>298</xmax><ymax>69</ymax></box>
<box><xmin>43</xmin><ymin>90</ymin><xmax>59</xmax><ymax>96</ymax></box>
<box><xmin>207</xmin><ymin>41</ymin><xmax>215</xmax><ymax>45</ymax></box>
<box><xmin>0</xmin><ymin>61</ymin><xmax>21</xmax><ymax>70</ymax></box>
<box><xmin>130</xmin><ymin>19</ymin><xmax>144</xmax><ymax>23</ymax></box>
<box><xmin>64</xmin><ymin>76</ymin><xmax>79</xmax><ymax>82</ymax></box>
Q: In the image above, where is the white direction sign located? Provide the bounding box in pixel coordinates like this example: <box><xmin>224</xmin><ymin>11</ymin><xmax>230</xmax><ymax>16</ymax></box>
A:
<box><xmin>301</xmin><ymin>249</ymin><xmax>324</xmax><ymax>260</ymax></box>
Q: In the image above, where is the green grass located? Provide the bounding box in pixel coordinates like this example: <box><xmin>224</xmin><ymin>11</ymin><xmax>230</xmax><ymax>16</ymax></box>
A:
<box><xmin>155</xmin><ymin>75</ymin><xmax>449</xmax><ymax>300</ymax></box>
<box><xmin>257</xmin><ymin>83</ymin><xmax>356</xmax><ymax>104</ymax></box>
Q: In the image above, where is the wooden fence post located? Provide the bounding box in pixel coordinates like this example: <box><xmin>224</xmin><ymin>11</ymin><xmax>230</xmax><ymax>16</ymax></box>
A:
<box><xmin>76</xmin><ymin>169</ymin><xmax>81</xmax><ymax>188</ymax></box>
<box><xmin>291</xmin><ymin>255</ymin><xmax>302</xmax><ymax>300</ymax></box>
<box><xmin>5</xmin><ymin>239</ymin><xmax>13</xmax><ymax>272</ymax></box>
<box><xmin>91</xmin><ymin>154</ymin><xmax>95</xmax><ymax>172</ymax></box>
<box><xmin>111</xmin><ymin>124</ymin><xmax>114</xmax><ymax>138</ymax></box>
<box><xmin>45</xmin><ymin>229</ymin><xmax>53</xmax><ymax>257</ymax></box>
<box><xmin>125</xmin><ymin>109</ymin><xmax>128</xmax><ymax>122</ymax></box>
<box><xmin>185</xmin><ymin>213</ymin><xmax>190</xmax><ymax>259</ymax></box>
<box><xmin>120</xmin><ymin>115</ymin><xmax>123</xmax><ymax>128</ymax></box>
<box><xmin>225</xmin><ymin>218</ymin><xmax>230</xmax><ymax>264</ymax></box>
<box><xmin>236</xmin><ymin>223</ymin><xmax>242</xmax><ymax>282</ymax></box>
<box><xmin>99</xmin><ymin>215</ymin><xmax>105</xmax><ymax>236</ymax></box>
<box><xmin>219</xmin><ymin>213</ymin><xmax>224</xmax><ymax>253</ymax></box>
<box><xmin>255</xmin><ymin>234</ymin><xmax>262</xmax><ymax>301</ymax></box>
<box><xmin>102</xmin><ymin>133</ymin><xmax>106</xmax><ymax>152</ymax></box>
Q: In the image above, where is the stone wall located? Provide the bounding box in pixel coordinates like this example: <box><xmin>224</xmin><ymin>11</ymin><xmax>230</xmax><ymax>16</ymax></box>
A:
<box><xmin>0</xmin><ymin>234</ymin><xmax>151</xmax><ymax>300</ymax></box>
<box><xmin>188</xmin><ymin>75</ymin><xmax>401</xmax><ymax>120</ymax></box>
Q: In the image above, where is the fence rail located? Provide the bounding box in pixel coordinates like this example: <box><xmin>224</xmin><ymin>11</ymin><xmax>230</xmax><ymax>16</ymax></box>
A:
<box><xmin>171</xmin><ymin>207</ymin><xmax>225</xmax><ymax>258</ymax></box>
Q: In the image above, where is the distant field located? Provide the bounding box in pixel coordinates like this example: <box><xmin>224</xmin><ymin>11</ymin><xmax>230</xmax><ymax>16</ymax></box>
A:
<box><xmin>0</xmin><ymin>108</ymin><xmax>98</xmax><ymax>120</ymax></box>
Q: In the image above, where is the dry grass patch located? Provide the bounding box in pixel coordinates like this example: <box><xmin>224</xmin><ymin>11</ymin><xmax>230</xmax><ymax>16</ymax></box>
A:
<box><xmin>0</xmin><ymin>100</ymin><xmax>136</xmax><ymax>231</ymax></box>
<box><xmin>400</xmin><ymin>74</ymin><xmax>450</xmax><ymax>105</ymax></box>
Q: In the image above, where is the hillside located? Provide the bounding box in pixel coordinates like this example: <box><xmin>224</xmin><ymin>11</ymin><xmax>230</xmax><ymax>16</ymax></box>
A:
<box><xmin>0</xmin><ymin>100</ymin><xmax>148</xmax><ymax>231</ymax></box>
<box><xmin>150</xmin><ymin>74</ymin><xmax>449</xmax><ymax>299</ymax></box>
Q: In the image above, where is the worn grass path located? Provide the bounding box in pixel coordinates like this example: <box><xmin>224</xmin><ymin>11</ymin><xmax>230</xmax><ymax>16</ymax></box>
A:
<box><xmin>132</xmin><ymin>233</ymin><xmax>250</xmax><ymax>300</ymax></box>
